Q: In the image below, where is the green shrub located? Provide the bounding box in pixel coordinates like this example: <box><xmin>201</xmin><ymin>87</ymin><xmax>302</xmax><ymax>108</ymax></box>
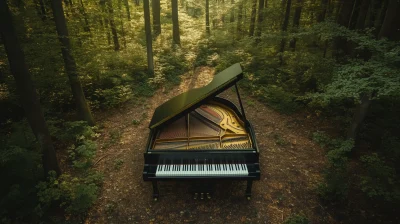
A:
<box><xmin>360</xmin><ymin>153</ymin><xmax>400</xmax><ymax>203</ymax></box>
<box><xmin>284</xmin><ymin>213</ymin><xmax>309</xmax><ymax>224</ymax></box>
<box><xmin>256</xmin><ymin>85</ymin><xmax>300</xmax><ymax>114</ymax></box>
<box><xmin>91</xmin><ymin>85</ymin><xmax>134</xmax><ymax>109</ymax></box>
<box><xmin>36</xmin><ymin>171</ymin><xmax>103</xmax><ymax>215</ymax></box>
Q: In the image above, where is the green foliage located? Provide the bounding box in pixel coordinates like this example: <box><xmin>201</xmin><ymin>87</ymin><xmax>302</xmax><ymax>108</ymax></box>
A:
<box><xmin>113</xmin><ymin>159</ymin><xmax>124</xmax><ymax>170</ymax></box>
<box><xmin>255</xmin><ymin>85</ymin><xmax>300</xmax><ymax>114</ymax></box>
<box><xmin>91</xmin><ymin>85</ymin><xmax>134</xmax><ymax>109</ymax></box>
<box><xmin>284</xmin><ymin>213</ymin><xmax>309</xmax><ymax>224</ymax></box>
<box><xmin>36</xmin><ymin>171</ymin><xmax>103</xmax><ymax>215</ymax></box>
<box><xmin>315</xmin><ymin>134</ymin><xmax>354</xmax><ymax>202</ymax></box>
<box><xmin>0</xmin><ymin>121</ymin><xmax>42</xmax><ymax>220</ymax></box>
<box><xmin>359</xmin><ymin>153</ymin><xmax>400</xmax><ymax>203</ymax></box>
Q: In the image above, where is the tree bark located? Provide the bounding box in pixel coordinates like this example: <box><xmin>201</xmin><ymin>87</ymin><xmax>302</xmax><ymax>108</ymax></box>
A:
<box><xmin>378</xmin><ymin>0</ymin><xmax>399</xmax><ymax>39</ymax></box>
<box><xmin>143</xmin><ymin>0</ymin><xmax>154</xmax><ymax>73</ymax></box>
<box><xmin>249</xmin><ymin>0</ymin><xmax>257</xmax><ymax>37</ymax></box>
<box><xmin>373</xmin><ymin>0</ymin><xmax>388</xmax><ymax>34</ymax></box>
<box><xmin>152</xmin><ymin>0</ymin><xmax>161</xmax><ymax>37</ymax></box>
<box><xmin>51</xmin><ymin>0</ymin><xmax>95</xmax><ymax>126</ymax></box>
<box><xmin>355</xmin><ymin>0</ymin><xmax>370</xmax><ymax>29</ymax></box>
<box><xmin>171</xmin><ymin>0</ymin><xmax>180</xmax><ymax>45</ymax></box>
<box><xmin>123</xmin><ymin>0</ymin><xmax>131</xmax><ymax>20</ymax></box>
<box><xmin>206</xmin><ymin>0</ymin><xmax>210</xmax><ymax>34</ymax></box>
<box><xmin>347</xmin><ymin>93</ymin><xmax>372</xmax><ymax>140</ymax></box>
<box><xmin>317</xmin><ymin>0</ymin><xmax>328</xmax><ymax>22</ymax></box>
<box><xmin>230</xmin><ymin>0</ymin><xmax>235</xmax><ymax>23</ymax></box>
<box><xmin>79</xmin><ymin>0</ymin><xmax>91</xmax><ymax>32</ymax></box>
<box><xmin>237</xmin><ymin>0</ymin><xmax>243</xmax><ymax>38</ymax></box>
<box><xmin>289</xmin><ymin>0</ymin><xmax>302</xmax><ymax>51</ymax></box>
<box><xmin>279</xmin><ymin>0</ymin><xmax>291</xmax><ymax>64</ymax></box>
<box><xmin>255</xmin><ymin>0</ymin><xmax>265</xmax><ymax>41</ymax></box>
<box><xmin>105</xmin><ymin>0</ymin><xmax>120</xmax><ymax>51</ymax></box>
<box><xmin>0</xmin><ymin>0</ymin><xmax>61</xmax><ymax>176</ymax></box>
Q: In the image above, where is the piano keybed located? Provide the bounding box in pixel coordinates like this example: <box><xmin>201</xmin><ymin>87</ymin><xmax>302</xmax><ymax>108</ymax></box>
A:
<box><xmin>152</xmin><ymin>101</ymin><xmax>252</xmax><ymax>150</ymax></box>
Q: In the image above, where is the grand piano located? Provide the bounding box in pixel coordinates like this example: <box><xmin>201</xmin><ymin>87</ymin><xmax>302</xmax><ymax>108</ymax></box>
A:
<box><xmin>142</xmin><ymin>63</ymin><xmax>260</xmax><ymax>200</ymax></box>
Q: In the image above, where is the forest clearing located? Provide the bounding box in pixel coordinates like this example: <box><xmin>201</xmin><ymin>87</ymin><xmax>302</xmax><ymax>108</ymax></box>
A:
<box><xmin>1</xmin><ymin>0</ymin><xmax>399</xmax><ymax>223</ymax></box>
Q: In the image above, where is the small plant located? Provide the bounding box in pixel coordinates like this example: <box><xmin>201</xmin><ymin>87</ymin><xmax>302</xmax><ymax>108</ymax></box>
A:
<box><xmin>113</xmin><ymin>159</ymin><xmax>124</xmax><ymax>170</ymax></box>
<box><xmin>109</xmin><ymin>129</ymin><xmax>122</xmax><ymax>145</ymax></box>
<box><xmin>132</xmin><ymin>119</ymin><xmax>141</xmax><ymax>125</ymax></box>
<box><xmin>273</xmin><ymin>133</ymin><xmax>288</xmax><ymax>146</ymax></box>
<box><xmin>284</xmin><ymin>213</ymin><xmax>309</xmax><ymax>224</ymax></box>
<box><xmin>105</xmin><ymin>202</ymin><xmax>117</xmax><ymax>215</ymax></box>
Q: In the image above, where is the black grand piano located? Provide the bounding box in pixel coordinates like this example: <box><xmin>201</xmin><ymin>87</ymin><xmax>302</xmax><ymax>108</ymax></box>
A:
<box><xmin>142</xmin><ymin>63</ymin><xmax>260</xmax><ymax>200</ymax></box>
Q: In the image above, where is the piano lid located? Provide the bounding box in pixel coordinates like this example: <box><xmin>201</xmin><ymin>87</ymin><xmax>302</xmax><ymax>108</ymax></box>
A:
<box><xmin>149</xmin><ymin>63</ymin><xmax>243</xmax><ymax>129</ymax></box>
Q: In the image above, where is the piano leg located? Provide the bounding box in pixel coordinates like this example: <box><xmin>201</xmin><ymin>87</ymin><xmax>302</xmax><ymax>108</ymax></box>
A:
<box><xmin>245</xmin><ymin>180</ymin><xmax>253</xmax><ymax>200</ymax></box>
<box><xmin>152</xmin><ymin>181</ymin><xmax>159</xmax><ymax>201</ymax></box>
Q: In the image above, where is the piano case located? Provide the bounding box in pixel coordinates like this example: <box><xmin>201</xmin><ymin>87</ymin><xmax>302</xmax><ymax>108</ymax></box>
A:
<box><xmin>142</xmin><ymin>63</ymin><xmax>260</xmax><ymax>200</ymax></box>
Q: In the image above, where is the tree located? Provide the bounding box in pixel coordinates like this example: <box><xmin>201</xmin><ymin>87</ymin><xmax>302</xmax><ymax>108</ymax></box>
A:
<box><xmin>230</xmin><ymin>0</ymin><xmax>235</xmax><ymax>23</ymax></box>
<box><xmin>249</xmin><ymin>0</ymin><xmax>257</xmax><ymax>37</ymax></box>
<box><xmin>152</xmin><ymin>0</ymin><xmax>161</xmax><ymax>37</ymax></box>
<box><xmin>317</xmin><ymin>0</ymin><xmax>328</xmax><ymax>22</ymax></box>
<box><xmin>78</xmin><ymin>0</ymin><xmax>91</xmax><ymax>33</ymax></box>
<box><xmin>51</xmin><ymin>0</ymin><xmax>95</xmax><ymax>126</ymax></box>
<box><xmin>0</xmin><ymin>0</ymin><xmax>61</xmax><ymax>176</ymax></box>
<box><xmin>143</xmin><ymin>0</ymin><xmax>154</xmax><ymax>73</ymax></box>
<box><xmin>279</xmin><ymin>0</ymin><xmax>292</xmax><ymax>64</ymax></box>
<box><xmin>255</xmin><ymin>0</ymin><xmax>265</xmax><ymax>41</ymax></box>
<box><xmin>105</xmin><ymin>0</ymin><xmax>120</xmax><ymax>51</ymax></box>
<box><xmin>123</xmin><ymin>0</ymin><xmax>131</xmax><ymax>20</ymax></box>
<box><xmin>355</xmin><ymin>0</ymin><xmax>370</xmax><ymax>29</ymax></box>
<box><xmin>378</xmin><ymin>0</ymin><xmax>399</xmax><ymax>39</ymax></box>
<box><xmin>289</xmin><ymin>0</ymin><xmax>302</xmax><ymax>50</ymax></box>
<box><xmin>206</xmin><ymin>0</ymin><xmax>210</xmax><ymax>35</ymax></box>
<box><xmin>171</xmin><ymin>0</ymin><xmax>180</xmax><ymax>45</ymax></box>
<box><xmin>237</xmin><ymin>0</ymin><xmax>243</xmax><ymax>38</ymax></box>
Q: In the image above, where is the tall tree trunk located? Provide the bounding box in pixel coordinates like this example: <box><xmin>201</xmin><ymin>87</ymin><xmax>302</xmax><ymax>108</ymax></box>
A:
<box><xmin>289</xmin><ymin>0</ymin><xmax>302</xmax><ymax>51</ymax></box>
<box><xmin>279</xmin><ymin>0</ymin><xmax>291</xmax><ymax>64</ymax></box>
<box><xmin>237</xmin><ymin>0</ymin><xmax>243</xmax><ymax>38</ymax></box>
<box><xmin>230</xmin><ymin>0</ymin><xmax>235</xmax><ymax>23</ymax></box>
<box><xmin>249</xmin><ymin>0</ymin><xmax>257</xmax><ymax>36</ymax></box>
<box><xmin>171</xmin><ymin>0</ymin><xmax>180</xmax><ymax>45</ymax></box>
<box><xmin>135</xmin><ymin>0</ymin><xmax>139</xmax><ymax>6</ymax></box>
<box><xmin>364</xmin><ymin>0</ymin><xmax>376</xmax><ymax>28</ymax></box>
<box><xmin>373</xmin><ymin>0</ymin><xmax>388</xmax><ymax>34</ymax></box>
<box><xmin>118</xmin><ymin>0</ymin><xmax>127</xmax><ymax>48</ymax></box>
<box><xmin>317</xmin><ymin>0</ymin><xmax>328</xmax><ymax>22</ymax></box>
<box><xmin>152</xmin><ymin>0</ymin><xmax>161</xmax><ymax>37</ymax></box>
<box><xmin>378</xmin><ymin>0</ymin><xmax>399</xmax><ymax>39</ymax></box>
<box><xmin>206</xmin><ymin>0</ymin><xmax>210</xmax><ymax>34</ymax></box>
<box><xmin>347</xmin><ymin>93</ymin><xmax>372</xmax><ymax>140</ymax></box>
<box><xmin>143</xmin><ymin>0</ymin><xmax>154</xmax><ymax>73</ymax></box>
<box><xmin>355</xmin><ymin>0</ymin><xmax>370</xmax><ymax>29</ymax></box>
<box><xmin>0</xmin><ymin>0</ymin><xmax>61</xmax><ymax>176</ymax></box>
<box><xmin>106</xmin><ymin>0</ymin><xmax>120</xmax><ymax>51</ymax></box>
<box><xmin>100</xmin><ymin>0</ymin><xmax>112</xmax><ymax>45</ymax></box>
<box><xmin>51</xmin><ymin>0</ymin><xmax>95</xmax><ymax>126</ymax></box>
<box><xmin>255</xmin><ymin>0</ymin><xmax>265</xmax><ymax>41</ymax></box>
<box><xmin>123</xmin><ymin>0</ymin><xmax>130</xmax><ymax>20</ymax></box>
<box><xmin>37</xmin><ymin>0</ymin><xmax>47</xmax><ymax>20</ymax></box>
<box><xmin>79</xmin><ymin>0</ymin><xmax>91</xmax><ymax>33</ymax></box>
<box><xmin>333</xmin><ymin>0</ymin><xmax>355</xmax><ymax>58</ymax></box>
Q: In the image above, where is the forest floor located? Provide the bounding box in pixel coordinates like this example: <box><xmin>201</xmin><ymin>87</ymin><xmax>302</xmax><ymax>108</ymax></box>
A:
<box><xmin>85</xmin><ymin>67</ymin><xmax>337</xmax><ymax>224</ymax></box>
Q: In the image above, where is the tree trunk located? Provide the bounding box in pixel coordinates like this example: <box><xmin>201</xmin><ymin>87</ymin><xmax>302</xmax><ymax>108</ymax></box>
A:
<box><xmin>230</xmin><ymin>0</ymin><xmax>235</xmax><ymax>23</ymax></box>
<box><xmin>317</xmin><ymin>0</ymin><xmax>328</xmax><ymax>22</ymax></box>
<box><xmin>255</xmin><ymin>0</ymin><xmax>265</xmax><ymax>41</ymax></box>
<box><xmin>171</xmin><ymin>0</ymin><xmax>180</xmax><ymax>45</ymax></box>
<box><xmin>249</xmin><ymin>0</ymin><xmax>257</xmax><ymax>36</ymax></box>
<box><xmin>206</xmin><ymin>0</ymin><xmax>210</xmax><ymax>34</ymax></box>
<box><xmin>79</xmin><ymin>0</ymin><xmax>91</xmax><ymax>32</ymax></box>
<box><xmin>0</xmin><ymin>0</ymin><xmax>61</xmax><ymax>176</ymax></box>
<box><xmin>100</xmin><ymin>0</ymin><xmax>112</xmax><ymax>45</ymax></box>
<box><xmin>118</xmin><ymin>0</ymin><xmax>127</xmax><ymax>48</ymax></box>
<box><xmin>37</xmin><ymin>0</ymin><xmax>47</xmax><ymax>20</ymax></box>
<box><xmin>123</xmin><ymin>0</ymin><xmax>131</xmax><ymax>20</ymax></box>
<box><xmin>152</xmin><ymin>0</ymin><xmax>161</xmax><ymax>37</ymax></box>
<box><xmin>364</xmin><ymin>0</ymin><xmax>376</xmax><ymax>28</ymax></box>
<box><xmin>337</xmin><ymin>0</ymin><xmax>355</xmax><ymax>26</ymax></box>
<box><xmin>143</xmin><ymin>0</ymin><xmax>154</xmax><ymax>73</ymax></box>
<box><xmin>135</xmin><ymin>0</ymin><xmax>139</xmax><ymax>6</ymax></box>
<box><xmin>51</xmin><ymin>0</ymin><xmax>95</xmax><ymax>126</ymax></box>
<box><xmin>378</xmin><ymin>0</ymin><xmax>399</xmax><ymax>39</ymax></box>
<box><xmin>289</xmin><ymin>0</ymin><xmax>302</xmax><ymax>51</ymax></box>
<box><xmin>373</xmin><ymin>0</ymin><xmax>388</xmax><ymax>35</ymax></box>
<box><xmin>105</xmin><ymin>0</ymin><xmax>120</xmax><ymax>51</ymax></box>
<box><xmin>355</xmin><ymin>0</ymin><xmax>370</xmax><ymax>29</ymax></box>
<box><xmin>347</xmin><ymin>93</ymin><xmax>372</xmax><ymax>140</ymax></box>
<box><xmin>237</xmin><ymin>0</ymin><xmax>243</xmax><ymax>38</ymax></box>
<box><xmin>279</xmin><ymin>0</ymin><xmax>291</xmax><ymax>64</ymax></box>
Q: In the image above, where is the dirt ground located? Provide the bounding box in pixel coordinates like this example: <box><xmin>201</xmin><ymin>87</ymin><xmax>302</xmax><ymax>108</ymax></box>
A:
<box><xmin>85</xmin><ymin>67</ymin><xmax>336</xmax><ymax>224</ymax></box>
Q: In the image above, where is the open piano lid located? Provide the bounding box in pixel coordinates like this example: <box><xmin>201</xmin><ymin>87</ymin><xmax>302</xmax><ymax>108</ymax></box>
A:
<box><xmin>149</xmin><ymin>63</ymin><xmax>243</xmax><ymax>129</ymax></box>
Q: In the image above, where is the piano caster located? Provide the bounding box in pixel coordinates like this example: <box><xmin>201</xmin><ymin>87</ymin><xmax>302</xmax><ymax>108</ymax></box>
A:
<box><xmin>200</xmin><ymin>193</ymin><xmax>204</xmax><ymax>200</ymax></box>
<box><xmin>194</xmin><ymin>193</ymin><xmax>198</xmax><ymax>200</ymax></box>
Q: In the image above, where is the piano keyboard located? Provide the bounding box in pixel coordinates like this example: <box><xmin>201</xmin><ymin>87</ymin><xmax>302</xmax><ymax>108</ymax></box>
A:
<box><xmin>155</xmin><ymin>162</ymin><xmax>249</xmax><ymax>177</ymax></box>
